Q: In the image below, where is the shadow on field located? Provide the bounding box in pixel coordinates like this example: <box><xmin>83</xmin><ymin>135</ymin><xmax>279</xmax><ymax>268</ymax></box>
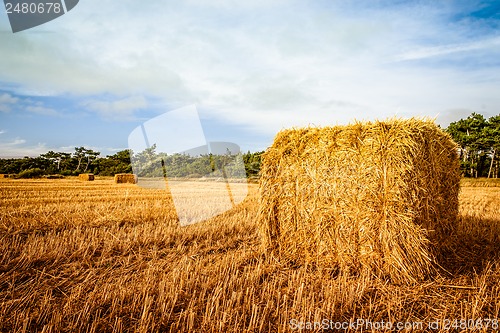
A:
<box><xmin>435</xmin><ymin>215</ymin><xmax>500</xmax><ymax>276</ymax></box>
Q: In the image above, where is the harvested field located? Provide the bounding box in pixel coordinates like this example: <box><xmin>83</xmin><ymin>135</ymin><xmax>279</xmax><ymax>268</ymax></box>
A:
<box><xmin>0</xmin><ymin>178</ymin><xmax>499</xmax><ymax>332</ymax></box>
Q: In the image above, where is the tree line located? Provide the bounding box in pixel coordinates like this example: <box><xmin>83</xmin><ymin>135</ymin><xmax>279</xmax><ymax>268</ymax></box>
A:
<box><xmin>1</xmin><ymin>112</ymin><xmax>498</xmax><ymax>179</ymax></box>
<box><xmin>0</xmin><ymin>146</ymin><xmax>264</xmax><ymax>179</ymax></box>
<box><xmin>445</xmin><ymin>113</ymin><xmax>500</xmax><ymax>178</ymax></box>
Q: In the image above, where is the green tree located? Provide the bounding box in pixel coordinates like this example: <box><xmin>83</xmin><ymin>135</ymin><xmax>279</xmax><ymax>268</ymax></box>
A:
<box><xmin>485</xmin><ymin>115</ymin><xmax>500</xmax><ymax>178</ymax></box>
<box><xmin>242</xmin><ymin>151</ymin><xmax>263</xmax><ymax>178</ymax></box>
<box><xmin>447</xmin><ymin>112</ymin><xmax>500</xmax><ymax>178</ymax></box>
<box><xmin>73</xmin><ymin>147</ymin><xmax>87</xmax><ymax>172</ymax></box>
<box><xmin>40</xmin><ymin>151</ymin><xmax>71</xmax><ymax>173</ymax></box>
<box><xmin>73</xmin><ymin>147</ymin><xmax>100</xmax><ymax>173</ymax></box>
<box><xmin>96</xmin><ymin>150</ymin><xmax>132</xmax><ymax>176</ymax></box>
<box><xmin>83</xmin><ymin>149</ymin><xmax>100</xmax><ymax>173</ymax></box>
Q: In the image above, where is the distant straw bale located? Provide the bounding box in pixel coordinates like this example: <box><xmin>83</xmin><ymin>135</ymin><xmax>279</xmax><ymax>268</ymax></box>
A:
<box><xmin>78</xmin><ymin>174</ymin><xmax>94</xmax><ymax>181</ymax></box>
<box><xmin>0</xmin><ymin>174</ymin><xmax>6</xmax><ymax>179</ymax></box>
<box><xmin>258</xmin><ymin>118</ymin><xmax>460</xmax><ymax>283</ymax></box>
<box><xmin>114</xmin><ymin>173</ymin><xmax>138</xmax><ymax>184</ymax></box>
<box><xmin>46</xmin><ymin>175</ymin><xmax>64</xmax><ymax>179</ymax></box>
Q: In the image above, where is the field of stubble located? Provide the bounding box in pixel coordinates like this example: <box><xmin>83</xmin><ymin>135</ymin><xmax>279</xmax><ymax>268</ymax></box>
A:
<box><xmin>1</xmin><ymin>178</ymin><xmax>500</xmax><ymax>332</ymax></box>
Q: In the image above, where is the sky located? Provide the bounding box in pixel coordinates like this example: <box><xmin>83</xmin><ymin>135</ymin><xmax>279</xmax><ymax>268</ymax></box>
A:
<box><xmin>0</xmin><ymin>0</ymin><xmax>500</xmax><ymax>157</ymax></box>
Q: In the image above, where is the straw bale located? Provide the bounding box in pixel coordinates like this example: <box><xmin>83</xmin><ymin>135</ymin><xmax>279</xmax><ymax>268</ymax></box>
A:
<box><xmin>79</xmin><ymin>173</ymin><xmax>95</xmax><ymax>181</ymax></box>
<box><xmin>0</xmin><ymin>174</ymin><xmax>6</xmax><ymax>179</ymax></box>
<box><xmin>258</xmin><ymin>118</ymin><xmax>460</xmax><ymax>283</ymax></box>
<box><xmin>46</xmin><ymin>175</ymin><xmax>64</xmax><ymax>179</ymax></box>
<box><xmin>114</xmin><ymin>173</ymin><xmax>138</xmax><ymax>184</ymax></box>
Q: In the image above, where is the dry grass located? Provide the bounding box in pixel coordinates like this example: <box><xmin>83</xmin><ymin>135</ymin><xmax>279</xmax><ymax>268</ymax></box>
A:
<box><xmin>0</xmin><ymin>178</ymin><xmax>499</xmax><ymax>332</ymax></box>
<box><xmin>460</xmin><ymin>178</ymin><xmax>500</xmax><ymax>187</ymax></box>
<box><xmin>259</xmin><ymin>119</ymin><xmax>460</xmax><ymax>284</ymax></box>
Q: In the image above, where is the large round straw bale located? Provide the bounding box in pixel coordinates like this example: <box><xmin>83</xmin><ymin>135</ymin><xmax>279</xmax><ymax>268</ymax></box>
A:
<box><xmin>79</xmin><ymin>173</ymin><xmax>95</xmax><ymax>181</ymax></box>
<box><xmin>0</xmin><ymin>174</ymin><xmax>6</xmax><ymax>179</ymax></box>
<box><xmin>114</xmin><ymin>173</ymin><xmax>138</xmax><ymax>184</ymax></box>
<box><xmin>258</xmin><ymin>118</ymin><xmax>460</xmax><ymax>283</ymax></box>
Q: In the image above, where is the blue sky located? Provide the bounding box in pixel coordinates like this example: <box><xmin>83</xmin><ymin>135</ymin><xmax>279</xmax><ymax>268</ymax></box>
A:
<box><xmin>1</xmin><ymin>0</ymin><xmax>500</xmax><ymax>157</ymax></box>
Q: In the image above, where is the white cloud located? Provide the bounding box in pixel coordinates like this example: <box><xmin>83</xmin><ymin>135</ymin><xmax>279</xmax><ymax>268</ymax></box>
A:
<box><xmin>184</xmin><ymin>0</ymin><xmax>289</xmax><ymax>9</ymax></box>
<box><xmin>0</xmin><ymin>138</ymin><xmax>48</xmax><ymax>157</ymax></box>
<box><xmin>0</xmin><ymin>139</ymin><xmax>103</xmax><ymax>158</ymax></box>
<box><xmin>0</xmin><ymin>93</ymin><xmax>18</xmax><ymax>112</ymax></box>
<box><xmin>83</xmin><ymin>95</ymin><xmax>148</xmax><ymax>120</ymax></box>
<box><xmin>0</xmin><ymin>0</ymin><xmax>499</xmax><ymax>139</ymax></box>
<box><xmin>392</xmin><ymin>36</ymin><xmax>500</xmax><ymax>62</ymax></box>
<box><xmin>0</xmin><ymin>93</ymin><xmax>18</xmax><ymax>104</ymax></box>
<box><xmin>0</xmin><ymin>94</ymin><xmax>63</xmax><ymax>116</ymax></box>
<box><xmin>25</xmin><ymin>105</ymin><xmax>60</xmax><ymax>116</ymax></box>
